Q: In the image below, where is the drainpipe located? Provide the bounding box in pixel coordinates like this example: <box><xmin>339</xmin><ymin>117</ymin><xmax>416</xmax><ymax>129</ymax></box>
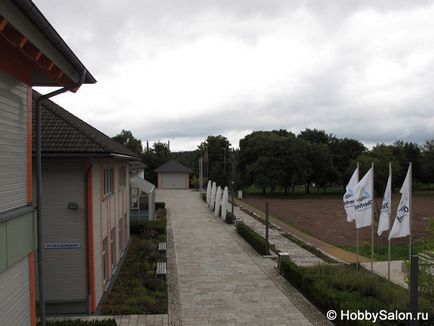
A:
<box><xmin>35</xmin><ymin>70</ymin><xmax>86</xmax><ymax>326</ymax></box>
<box><xmin>84</xmin><ymin>158</ymin><xmax>93</xmax><ymax>314</ymax></box>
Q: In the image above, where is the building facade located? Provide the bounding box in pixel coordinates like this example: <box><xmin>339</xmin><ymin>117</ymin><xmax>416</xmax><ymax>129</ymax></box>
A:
<box><xmin>0</xmin><ymin>0</ymin><xmax>95</xmax><ymax>324</ymax></box>
<box><xmin>33</xmin><ymin>94</ymin><xmax>138</xmax><ymax>314</ymax></box>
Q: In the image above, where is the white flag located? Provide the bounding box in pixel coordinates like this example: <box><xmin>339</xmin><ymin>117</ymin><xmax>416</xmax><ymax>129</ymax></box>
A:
<box><xmin>389</xmin><ymin>164</ymin><xmax>412</xmax><ymax>240</ymax></box>
<box><xmin>354</xmin><ymin>167</ymin><xmax>374</xmax><ymax>229</ymax></box>
<box><xmin>343</xmin><ymin>166</ymin><xmax>359</xmax><ymax>222</ymax></box>
<box><xmin>378</xmin><ymin>171</ymin><xmax>391</xmax><ymax>236</ymax></box>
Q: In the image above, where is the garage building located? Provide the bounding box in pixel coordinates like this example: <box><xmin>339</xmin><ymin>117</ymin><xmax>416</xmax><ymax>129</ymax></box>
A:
<box><xmin>155</xmin><ymin>160</ymin><xmax>191</xmax><ymax>189</ymax></box>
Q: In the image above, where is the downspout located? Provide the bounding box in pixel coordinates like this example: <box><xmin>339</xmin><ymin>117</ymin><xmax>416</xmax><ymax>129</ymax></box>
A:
<box><xmin>35</xmin><ymin>70</ymin><xmax>86</xmax><ymax>326</ymax></box>
<box><xmin>84</xmin><ymin>158</ymin><xmax>93</xmax><ymax>314</ymax></box>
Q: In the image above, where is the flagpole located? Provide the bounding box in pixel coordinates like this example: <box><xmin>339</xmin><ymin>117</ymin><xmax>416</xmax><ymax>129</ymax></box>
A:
<box><xmin>371</xmin><ymin>162</ymin><xmax>374</xmax><ymax>273</ymax></box>
<box><xmin>356</xmin><ymin>162</ymin><xmax>360</xmax><ymax>271</ymax></box>
<box><xmin>387</xmin><ymin>162</ymin><xmax>391</xmax><ymax>281</ymax></box>
<box><xmin>408</xmin><ymin>162</ymin><xmax>412</xmax><ymax>262</ymax></box>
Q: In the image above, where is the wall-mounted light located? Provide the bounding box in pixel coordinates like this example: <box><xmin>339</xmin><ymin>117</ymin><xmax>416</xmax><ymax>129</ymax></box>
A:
<box><xmin>68</xmin><ymin>202</ymin><xmax>79</xmax><ymax>210</ymax></box>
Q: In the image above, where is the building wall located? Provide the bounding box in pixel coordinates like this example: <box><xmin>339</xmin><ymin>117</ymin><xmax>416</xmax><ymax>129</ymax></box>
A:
<box><xmin>0</xmin><ymin>256</ymin><xmax>32</xmax><ymax>326</ymax></box>
<box><xmin>0</xmin><ymin>70</ymin><xmax>35</xmax><ymax>325</ymax></box>
<box><xmin>34</xmin><ymin>158</ymin><xmax>86</xmax><ymax>309</ymax></box>
<box><xmin>0</xmin><ymin>70</ymin><xmax>28</xmax><ymax>212</ymax></box>
<box><xmin>92</xmin><ymin>159</ymin><xmax>130</xmax><ymax>311</ymax></box>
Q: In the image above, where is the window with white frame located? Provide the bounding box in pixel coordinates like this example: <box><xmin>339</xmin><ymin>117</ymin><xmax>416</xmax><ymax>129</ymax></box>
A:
<box><xmin>103</xmin><ymin>167</ymin><xmax>114</xmax><ymax>196</ymax></box>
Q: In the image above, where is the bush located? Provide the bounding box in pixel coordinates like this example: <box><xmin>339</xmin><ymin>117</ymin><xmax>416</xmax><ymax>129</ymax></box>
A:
<box><xmin>155</xmin><ymin>202</ymin><xmax>165</xmax><ymax>209</ymax></box>
<box><xmin>41</xmin><ymin>320</ymin><xmax>117</xmax><ymax>326</ymax></box>
<box><xmin>225</xmin><ymin>211</ymin><xmax>235</xmax><ymax>224</ymax></box>
<box><xmin>280</xmin><ymin>262</ymin><xmax>434</xmax><ymax>325</ymax></box>
<box><xmin>130</xmin><ymin>210</ymin><xmax>167</xmax><ymax>235</ymax></box>
<box><xmin>236</xmin><ymin>222</ymin><xmax>266</xmax><ymax>255</ymax></box>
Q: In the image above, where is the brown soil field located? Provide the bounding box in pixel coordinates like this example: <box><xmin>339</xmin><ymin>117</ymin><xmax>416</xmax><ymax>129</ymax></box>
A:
<box><xmin>242</xmin><ymin>192</ymin><xmax>434</xmax><ymax>246</ymax></box>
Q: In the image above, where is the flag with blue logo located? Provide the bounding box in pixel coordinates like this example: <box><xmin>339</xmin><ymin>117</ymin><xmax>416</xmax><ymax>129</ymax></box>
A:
<box><xmin>354</xmin><ymin>167</ymin><xmax>374</xmax><ymax>229</ymax></box>
<box><xmin>389</xmin><ymin>164</ymin><xmax>411</xmax><ymax>240</ymax></box>
<box><xmin>378</xmin><ymin>172</ymin><xmax>391</xmax><ymax>236</ymax></box>
<box><xmin>343</xmin><ymin>166</ymin><xmax>359</xmax><ymax>222</ymax></box>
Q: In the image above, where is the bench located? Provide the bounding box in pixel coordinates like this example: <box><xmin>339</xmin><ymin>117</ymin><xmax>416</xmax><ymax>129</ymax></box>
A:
<box><xmin>158</xmin><ymin>242</ymin><xmax>167</xmax><ymax>254</ymax></box>
<box><xmin>156</xmin><ymin>262</ymin><xmax>167</xmax><ymax>280</ymax></box>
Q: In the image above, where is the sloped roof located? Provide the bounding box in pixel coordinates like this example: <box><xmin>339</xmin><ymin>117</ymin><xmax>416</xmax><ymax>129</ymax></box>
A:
<box><xmin>154</xmin><ymin>159</ymin><xmax>191</xmax><ymax>173</ymax></box>
<box><xmin>32</xmin><ymin>91</ymin><xmax>139</xmax><ymax>159</ymax></box>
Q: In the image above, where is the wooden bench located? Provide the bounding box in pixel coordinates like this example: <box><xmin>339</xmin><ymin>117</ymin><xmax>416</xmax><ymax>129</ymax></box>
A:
<box><xmin>158</xmin><ymin>242</ymin><xmax>167</xmax><ymax>254</ymax></box>
<box><xmin>156</xmin><ymin>262</ymin><xmax>167</xmax><ymax>280</ymax></box>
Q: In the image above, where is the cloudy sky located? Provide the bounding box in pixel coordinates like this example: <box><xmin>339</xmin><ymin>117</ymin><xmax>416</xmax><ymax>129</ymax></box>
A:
<box><xmin>34</xmin><ymin>0</ymin><xmax>434</xmax><ymax>151</ymax></box>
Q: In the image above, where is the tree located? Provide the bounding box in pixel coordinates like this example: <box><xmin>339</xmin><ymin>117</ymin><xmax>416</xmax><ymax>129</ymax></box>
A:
<box><xmin>420</xmin><ymin>140</ymin><xmax>434</xmax><ymax>185</ymax></box>
<box><xmin>353</xmin><ymin>144</ymin><xmax>402</xmax><ymax>196</ymax></box>
<box><xmin>198</xmin><ymin>135</ymin><xmax>231</xmax><ymax>186</ymax></box>
<box><xmin>329</xmin><ymin>137</ymin><xmax>366</xmax><ymax>187</ymax></box>
<box><xmin>141</xmin><ymin>141</ymin><xmax>171</xmax><ymax>184</ymax></box>
<box><xmin>112</xmin><ymin>130</ymin><xmax>143</xmax><ymax>155</ymax></box>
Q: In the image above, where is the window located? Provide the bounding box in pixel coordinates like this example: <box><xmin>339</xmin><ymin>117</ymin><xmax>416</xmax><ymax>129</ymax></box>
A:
<box><xmin>102</xmin><ymin>237</ymin><xmax>109</xmax><ymax>283</ymax></box>
<box><xmin>119</xmin><ymin>218</ymin><xmax>123</xmax><ymax>254</ymax></box>
<box><xmin>103</xmin><ymin>168</ymin><xmax>114</xmax><ymax>196</ymax></box>
<box><xmin>119</xmin><ymin>166</ymin><xmax>126</xmax><ymax>188</ymax></box>
<box><xmin>110</xmin><ymin>228</ymin><xmax>116</xmax><ymax>271</ymax></box>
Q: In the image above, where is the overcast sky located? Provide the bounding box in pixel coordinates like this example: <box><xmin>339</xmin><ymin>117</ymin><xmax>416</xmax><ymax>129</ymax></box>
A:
<box><xmin>34</xmin><ymin>0</ymin><xmax>434</xmax><ymax>151</ymax></box>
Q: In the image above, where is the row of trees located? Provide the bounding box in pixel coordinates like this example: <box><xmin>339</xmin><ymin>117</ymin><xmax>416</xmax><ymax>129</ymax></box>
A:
<box><xmin>112</xmin><ymin>129</ymin><xmax>434</xmax><ymax>195</ymax></box>
<box><xmin>239</xmin><ymin>129</ymin><xmax>434</xmax><ymax>194</ymax></box>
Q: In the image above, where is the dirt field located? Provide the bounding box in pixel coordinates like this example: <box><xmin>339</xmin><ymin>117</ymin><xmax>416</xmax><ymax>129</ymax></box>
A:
<box><xmin>242</xmin><ymin>192</ymin><xmax>434</xmax><ymax>246</ymax></box>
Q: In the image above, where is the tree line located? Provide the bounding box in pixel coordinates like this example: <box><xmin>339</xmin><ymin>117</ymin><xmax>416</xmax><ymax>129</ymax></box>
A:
<box><xmin>112</xmin><ymin>129</ymin><xmax>434</xmax><ymax>194</ymax></box>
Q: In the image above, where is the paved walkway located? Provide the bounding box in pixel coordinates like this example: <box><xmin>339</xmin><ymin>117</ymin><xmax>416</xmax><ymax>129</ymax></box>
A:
<box><xmin>232</xmin><ymin>205</ymin><xmax>324</xmax><ymax>267</ymax></box>
<box><xmin>158</xmin><ymin>190</ymin><xmax>331</xmax><ymax>326</ymax></box>
<box><xmin>235</xmin><ymin>198</ymin><xmax>370</xmax><ymax>264</ymax></box>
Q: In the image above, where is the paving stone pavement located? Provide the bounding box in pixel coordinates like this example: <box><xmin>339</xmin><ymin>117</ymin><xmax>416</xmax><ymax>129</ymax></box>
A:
<box><xmin>232</xmin><ymin>205</ymin><xmax>324</xmax><ymax>267</ymax></box>
<box><xmin>157</xmin><ymin>189</ymin><xmax>331</xmax><ymax>326</ymax></box>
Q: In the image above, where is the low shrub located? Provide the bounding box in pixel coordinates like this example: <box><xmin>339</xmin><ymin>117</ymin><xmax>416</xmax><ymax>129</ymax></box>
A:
<box><xmin>130</xmin><ymin>209</ymin><xmax>167</xmax><ymax>235</ymax></box>
<box><xmin>280</xmin><ymin>261</ymin><xmax>434</xmax><ymax>325</ymax></box>
<box><xmin>41</xmin><ymin>320</ymin><xmax>116</xmax><ymax>326</ymax></box>
<box><xmin>236</xmin><ymin>222</ymin><xmax>266</xmax><ymax>255</ymax></box>
<box><xmin>225</xmin><ymin>211</ymin><xmax>235</xmax><ymax>224</ymax></box>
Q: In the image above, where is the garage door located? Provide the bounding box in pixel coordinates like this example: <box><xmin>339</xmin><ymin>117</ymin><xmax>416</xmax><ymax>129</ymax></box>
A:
<box><xmin>161</xmin><ymin>173</ymin><xmax>186</xmax><ymax>189</ymax></box>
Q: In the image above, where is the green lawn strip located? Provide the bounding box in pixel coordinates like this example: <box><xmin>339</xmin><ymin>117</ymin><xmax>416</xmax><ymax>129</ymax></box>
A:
<box><xmin>280</xmin><ymin>262</ymin><xmax>434</xmax><ymax>325</ymax></box>
<box><xmin>338</xmin><ymin>239</ymin><xmax>427</xmax><ymax>261</ymax></box>
<box><xmin>100</xmin><ymin>209</ymin><xmax>168</xmax><ymax>315</ymax></box>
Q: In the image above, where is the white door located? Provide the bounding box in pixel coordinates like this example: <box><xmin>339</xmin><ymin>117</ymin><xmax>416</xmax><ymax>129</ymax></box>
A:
<box><xmin>161</xmin><ymin>173</ymin><xmax>186</xmax><ymax>189</ymax></box>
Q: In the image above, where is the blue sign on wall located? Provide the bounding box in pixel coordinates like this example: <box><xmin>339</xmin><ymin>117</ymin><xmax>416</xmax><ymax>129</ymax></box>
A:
<box><xmin>44</xmin><ymin>243</ymin><xmax>80</xmax><ymax>249</ymax></box>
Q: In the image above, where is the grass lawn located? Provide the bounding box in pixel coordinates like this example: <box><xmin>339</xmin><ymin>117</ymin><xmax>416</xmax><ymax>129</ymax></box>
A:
<box><xmin>338</xmin><ymin>239</ymin><xmax>428</xmax><ymax>261</ymax></box>
<box><xmin>100</xmin><ymin>210</ymin><xmax>168</xmax><ymax>315</ymax></box>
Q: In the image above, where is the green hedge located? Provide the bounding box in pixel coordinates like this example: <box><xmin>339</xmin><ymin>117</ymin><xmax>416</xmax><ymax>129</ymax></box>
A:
<box><xmin>236</xmin><ymin>222</ymin><xmax>266</xmax><ymax>255</ymax></box>
<box><xmin>130</xmin><ymin>219</ymin><xmax>166</xmax><ymax>235</ymax></box>
<box><xmin>40</xmin><ymin>320</ymin><xmax>116</xmax><ymax>326</ymax></box>
<box><xmin>280</xmin><ymin>261</ymin><xmax>434</xmax><ymax>325</ymax></box>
